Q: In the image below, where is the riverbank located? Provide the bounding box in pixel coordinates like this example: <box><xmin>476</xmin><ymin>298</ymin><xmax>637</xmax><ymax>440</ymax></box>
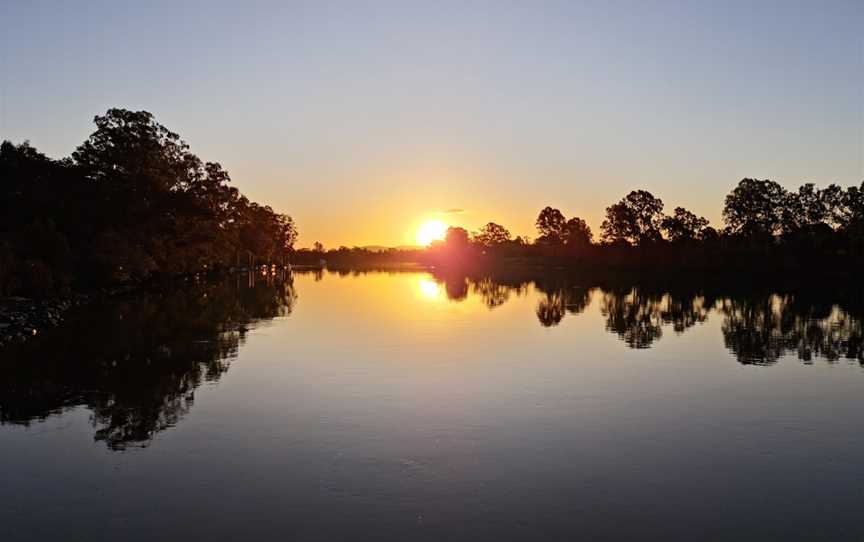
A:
<box><xmin>0</xmin><ymin>272</ymin><xmax>285</xmax><ymax>350</ymax></box>
<box><xmin>0</xmin><ymin>295</ymin><xmax>93</xmax><ymax>349</ymax></box>
<box><xmin>0</xmin><ymin>284</ymin><xmax>145</xmax><ymax>349</ymax></box>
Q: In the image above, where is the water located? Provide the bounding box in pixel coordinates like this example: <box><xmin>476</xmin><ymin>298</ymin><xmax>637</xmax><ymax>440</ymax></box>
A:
<box><xmin>1</xmin><ymin>269</ymin><xmax>863</xmax><ymax>541</ymax></box>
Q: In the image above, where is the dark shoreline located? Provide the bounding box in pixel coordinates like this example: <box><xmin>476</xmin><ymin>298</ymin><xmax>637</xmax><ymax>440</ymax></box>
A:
<box><xmin>0</xmin><ymin>295</ymin><xmax>88</xmax><ymax>349</ymax></box>
<box><xmin>0</xmin><ymin>285</ymin><xmax>140</xmax><ymax>349</ymax></box>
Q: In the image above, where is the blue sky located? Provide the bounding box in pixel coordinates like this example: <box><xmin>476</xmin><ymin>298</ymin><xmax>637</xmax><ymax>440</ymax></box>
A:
<box><xmin>2</xmin><ymin>0</ymin><xmax>862</xmax><ymax>246</ymax></box>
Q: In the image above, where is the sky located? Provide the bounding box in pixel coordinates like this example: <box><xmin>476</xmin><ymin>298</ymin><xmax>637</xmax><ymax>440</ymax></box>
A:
<box><xmin>2</xmin><ymin>0</ymin><xmax>863</xmax><ymax>247</ymax></box>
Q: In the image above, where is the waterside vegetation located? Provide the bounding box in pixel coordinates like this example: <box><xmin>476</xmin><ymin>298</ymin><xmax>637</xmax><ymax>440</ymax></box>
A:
<box><xmin>1</xmin><ymin>109</ymin><xmax>296</xmax><ymax>298</ymax></box>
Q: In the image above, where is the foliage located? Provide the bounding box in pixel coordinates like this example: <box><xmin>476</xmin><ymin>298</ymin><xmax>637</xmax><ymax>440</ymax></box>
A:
<box><xmin>600</xmin><ymin>190</ymin><xmax>665</xmax><ymax>245</ymax></box>
<box><xmin>474</xmin><ymin>222</ymin><xmax>512</xmax><ymax>247</ymax></box>
<box><xmin>0</xmin><ymin>109</ymin><xmax>296</xmax><ymax>296</ymax></box>
<box><xmin>722</xmin><ymin>178</ymin><xmax>786</xmax><ymax>240</ymax></box>
<box><xmin>563</xmin><ymin>217</ymin><xmax>593</xmax><ymax>248</ymax></box>
<box><xmin>535</xmin><ymin>207</ymin><xmax>592</xmax><ymax>250</ymax></box>
<box><xmin>445</xmin><ymin>226</ymin><xmax>471</xmax><ymax>247</ymax></box>
<box><xmin>661</xmin><ymin>207</ymin><xmax>710</xmax><ymax>242</ymax></box>
<box><xmin>535</xmin><ymin>207</ymin><xmax>567</xmax><ymax>244</ymax></box>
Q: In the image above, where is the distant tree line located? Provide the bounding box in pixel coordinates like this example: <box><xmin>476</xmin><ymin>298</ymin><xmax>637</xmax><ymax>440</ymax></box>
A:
<box><xmin>0</xmin><ymin>109</ymin><xmax>296</xmax><ymax>296</ymax></box>
<box><xmin>421</xmin><ymin>179</ymin><xmax>864</xmax><ymax>272</ymax></box>
<box><xmin>293</xmin><ymin>244</ymin><xmax>423</xmax><ymax>267</ymax></box>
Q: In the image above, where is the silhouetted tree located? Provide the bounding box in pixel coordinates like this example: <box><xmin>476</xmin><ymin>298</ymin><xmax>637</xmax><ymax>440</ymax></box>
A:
<box><xmin>474</xmin><ymin>222</ymin><xmax>512</xmax><ymax>247</ymax></box>
<box><xmin>445</xmin><ymin>226</ymin><xmax>471</xmax><ymax>247</ymax></box>
<box><xmin>563</xmin><ymin>217</ymin><xmax>593</xmax><ymax>249</ymax></box>
<box><xmin>722</xmin><ymin>178</ymin><xmax>786</xmax><ymax>241</ymax></box>
<box><xmin>779</xmin><ymin>183</ymin><xmax>846</xmax><ymax>239</ymax></box>
<box><xmin>600</xmin><ymin>190</ymin><xmax>665</xmax><ymax>245</ymax></box>
<box><xmin>843</xmin><ymin>182</ymin><xmax>864</xmax><ymax>227</ymax></box>
<box><xmin>0</xmin><ymin>109</ymin><xmax>296</xmax><ymax>295</ymax></box>
<box><xmin>535</xmin><ymin>207</ymin><xmax>567</xmax><ymax>245</ymax></box>
<box><xmin>661</xmin><ymin>207</ymin><xmax>710</xmax><ymax>243</ymax></box>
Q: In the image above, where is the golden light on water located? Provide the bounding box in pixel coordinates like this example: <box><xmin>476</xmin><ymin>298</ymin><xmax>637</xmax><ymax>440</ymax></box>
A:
<box><xmin>417</xmin><ymin>277</ymin><xmax>442</xmax><ymax>300</ymax></box>
<box><xmin>416</xmin><ymin>220</ymin><xmax>447</xmax><ymax>246</ymax></box>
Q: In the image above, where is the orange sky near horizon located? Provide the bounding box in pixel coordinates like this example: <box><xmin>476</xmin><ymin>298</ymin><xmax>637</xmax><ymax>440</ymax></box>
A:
<box><xmin>261</xmin><ymin>163</ymin><xmax>741</xmax><ymax>249</ymax></box>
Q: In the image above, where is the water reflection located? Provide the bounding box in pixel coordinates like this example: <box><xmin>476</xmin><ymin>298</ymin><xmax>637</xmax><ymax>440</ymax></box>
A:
<box><xmin>720</xmin><ymin>294</ymin><xmax>864</xmax><ymax>365</ymax></box>
<box><xmin>417</xmin><ymin>277</ymin><xmax>443</xmax><ymax>300</ymax></box>
<box><xmin>536</xmin><ymin>285</ymin><xmax>591</xmax><ymax>327</ymax></box>
<box><xmin>419</xmin><ymin>269</ymin><xmax>864</xmax><ymax>365</ymax></box>
<box><xmin>3</xmin><ymin>269</ymin><xmax>863</xmax><ymax>541</ymax></box>
<box><xmin>599</xmin><ymin>288</ymin><xmax>713</xmax><ymax>348</ymax></box>
<box><xmin>3</xmin><ymin>269</ymin><xmax>863</xmax><ymax>452</ymax></box>
<box><xmin>0</xmin><ymin>275</ymin><xmax>296</xmax><ymax>449</ymax></box>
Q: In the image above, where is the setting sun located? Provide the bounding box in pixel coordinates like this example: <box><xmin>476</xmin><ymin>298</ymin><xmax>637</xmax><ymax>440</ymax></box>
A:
<box><xmin>416</xmin><ymin>220</ymin><xmax>448</xmax><ymax>246</ymax></box>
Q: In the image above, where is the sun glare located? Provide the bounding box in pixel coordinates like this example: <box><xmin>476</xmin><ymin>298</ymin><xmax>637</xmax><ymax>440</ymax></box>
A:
<box><xmin>416</xmin><ymin>220</ymin><xmax>448</xmax><ymax>246</ymax></box>
<box><xmin>417</xmin><ymin>277</ymin><xmax>442</xmax><ymax>300</ymax></box>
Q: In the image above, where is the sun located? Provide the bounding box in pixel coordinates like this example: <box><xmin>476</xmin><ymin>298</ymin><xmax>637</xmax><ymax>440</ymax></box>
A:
<box><xmin>416</xmin><ymin>219</ymin><xmax>448</xmax><ymax>246</ymax></box>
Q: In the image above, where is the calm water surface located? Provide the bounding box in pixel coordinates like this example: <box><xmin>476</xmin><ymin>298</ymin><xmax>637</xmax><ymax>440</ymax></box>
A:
<box><xmin>2</xmin><ymin>269</ymin><xmax>863</xmax><ymax>541</ymax></box>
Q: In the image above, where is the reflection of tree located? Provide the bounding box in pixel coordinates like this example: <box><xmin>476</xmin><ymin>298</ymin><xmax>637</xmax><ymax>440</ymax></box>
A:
<box><xmin>536</xmin><ymin>287</ymin><xmax>591</xmax><ymax>327</ymax></box>
<box><xmin>445</xmin><ymin>280</ymin><xmax>468</xmax><ymax>301</ymax></box>
<box><xmin>0</xmin><ymin>275</ymin><xmax>296</xmax><ymax>450</ymax></box>
<box><xmin>719</xmin><ymin>294</ymin><xmax>864</xmax><ymax>365</ymax></box>
<box><xmin>280</xmin><ymin>268</ymin><xmax>864</xmax><ymax>368</ymax></box>
<box><xmin>719</xmin><ymin>296</ymin><xmax>786</xmax><ymax>364</ymax></box>
<box><xmin>472</xmin><ymin>278</ymin><xmax>513</xmax><ymax>309</ymax></box>
<box><xmin>442</xmin><ymin>274</ymin><xmax>469</xmax><ymax>301</ymax></box>
<box><xmin>660</xmin><ymin>293</ymin><xmax>714</xmax><ymax>333</ymax></box>
<box><xmin>600</xmin><ymin>288</ymin><xmax>664</xmax><ymax>348</ymax></box>
<box><xmin>599</xmin><ymin>288</ymin><xmax>711</xmax><ymax>348</ymax></box>
<box><xmin>536</xmin><ymin>293</ymin><xmax>567</xmax><ymax>327</ymax></box>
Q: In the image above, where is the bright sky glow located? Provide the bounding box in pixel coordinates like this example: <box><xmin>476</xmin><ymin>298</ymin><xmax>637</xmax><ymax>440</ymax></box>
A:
<box><xmin>416</xmin><ymin>220</ymin><xmax>448</xmax><ymax>246</ymax></box>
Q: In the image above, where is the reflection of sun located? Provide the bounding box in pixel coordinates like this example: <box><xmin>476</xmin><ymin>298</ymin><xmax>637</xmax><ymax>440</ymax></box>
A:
<box><xmin>418</xmin><ymin>278</ymin><xmax>442</xmax><ymax>300</ymax></box>
<box><xmin>416</xmin><ymin>220</ymin><xmax>447</xmax><ymax>245</ymax></box>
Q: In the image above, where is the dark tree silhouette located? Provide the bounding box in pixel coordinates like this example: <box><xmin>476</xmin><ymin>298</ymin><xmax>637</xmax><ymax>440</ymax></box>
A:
<box><xmin>0</xmin><ymin>110</ymin><xmax>296</xmax><ymax>296</ymax></box>
<box><xmin>661</xmin><ymin>207</ymin><xmax>710</xmax><ymax>243</ymax></box>
<box><xmin>445</xmin><ymin>226</ymin><xmax>471</xmax><ymax>247</ymax></box>
<box><xmin>474</xmin><ymin>222</ymin><xmax>512</xmax><ymax>247</ymax></box>
<box><xmin>563</xmin><ymin>217</ymin><xmax>593</xmax><ymax>249</ymax></box>
<box><xmin>600</xmin><ymin>190</ymin><xmax>665</xmax><ymax>246</ymax></box>
<box><xmin>535</xmin><ymin>207</ymin><xmax>567</xmax><ymax>245</ymax></box>
<box><xmin>722</xmin><ymin>178</ymin><xmax>786</xmax><ymax>241</ymax></box>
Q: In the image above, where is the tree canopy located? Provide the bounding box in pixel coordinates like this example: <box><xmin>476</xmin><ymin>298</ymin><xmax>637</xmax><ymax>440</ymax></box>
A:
<box><xmin>601</xmin><ymin>190</ymin><xmax>665</xmax><ymax>245</ymax></box>
<box><xmin>474</xmin><ymin>222</ymin><xmax>512</xmax><ymax>247</ymax></box>
<box><xmin>0</xmin><ymin>109</ymin><xmax>296</xmax><ymax>295</ymax></box>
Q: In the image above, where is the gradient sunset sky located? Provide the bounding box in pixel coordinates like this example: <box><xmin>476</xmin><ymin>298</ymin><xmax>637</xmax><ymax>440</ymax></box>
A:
<box><xmin>3</xmin><ymin>1</ymin><xmax>862</xmax><ymax>247</ymax></box>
